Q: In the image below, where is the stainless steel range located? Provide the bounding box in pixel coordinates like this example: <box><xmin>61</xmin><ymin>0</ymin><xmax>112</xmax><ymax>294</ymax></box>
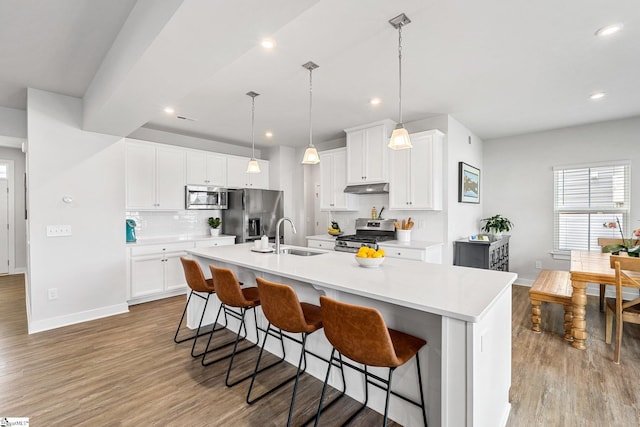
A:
<box><xmin>334</xmin><ymin>218</ymin><xmax>397</xmax><ymax>253</ymax></box>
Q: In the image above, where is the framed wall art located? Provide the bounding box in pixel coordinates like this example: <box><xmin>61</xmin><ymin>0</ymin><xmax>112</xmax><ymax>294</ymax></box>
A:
<box><xmin>458</xmin><ymin>162</ymin><xmax>480</xmax><ymax>203</ymax></box>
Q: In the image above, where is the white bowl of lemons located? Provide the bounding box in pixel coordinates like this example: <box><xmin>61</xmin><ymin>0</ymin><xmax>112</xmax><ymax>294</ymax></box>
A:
<box><xmin>355</xmin><ymin>247</ymin><xmax>385</xmax><ymax>268</ymax></box>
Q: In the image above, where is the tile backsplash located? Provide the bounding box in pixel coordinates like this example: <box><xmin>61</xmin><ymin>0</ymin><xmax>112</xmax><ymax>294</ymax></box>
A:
<box><xmin>125</xmin><ymin>210</ymin><xmax>222</xmax><ymax>240</ymax></box>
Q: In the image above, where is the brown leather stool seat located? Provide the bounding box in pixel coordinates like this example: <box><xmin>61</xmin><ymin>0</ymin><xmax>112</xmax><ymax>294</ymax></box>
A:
<box><xmin>201</xmin><ymin>265</ymin><xmax>266</xmax><ymax>387</ymax></box>
<box><xmin>316</xmin><ymin>296</ymin><xmax>428</xmax><ymax>426</ymax></box>
<box><xmin>174</xmin><ymin>257</ymin><xmax>228</xmax><ymax>358</ymax></box>
<box><xmin>246</xmin><ymin>278</ymin><xmax>327</xmax><ymax>426</ymax></box>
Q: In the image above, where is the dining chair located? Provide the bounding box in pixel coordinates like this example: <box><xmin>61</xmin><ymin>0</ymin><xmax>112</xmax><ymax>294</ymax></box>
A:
<box><xmin>605</xmin><ymin>255</ymin><xmax>640</xmax><ymax>363</ymax></box>
<box><xmin>598</xmin><ymin>238</ymin><xmax>627</xmax><ymax>312</ymax></box>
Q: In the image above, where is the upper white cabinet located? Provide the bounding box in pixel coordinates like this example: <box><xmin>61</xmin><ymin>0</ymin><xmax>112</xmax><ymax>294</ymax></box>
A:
<box><xmin>319</xmin><ymin>148</ymin><xmax>356</xmax><ymax>211</ymax></box>
<box><xmin>227</xmin><ymin>156</ymin><xmax>270</xmax><ymax>189</ymax></box>
<box><xmin>126</xmin><ymin>140</ymin><xmax>186</xmax><ymax>210</ymax></box>
<box><xmin>345</xmin><ymin>120</ymin><xmax>395</xmax><ymax>185</ymax></box>
<box><xmin>389</xmin><ymin>129</ymin><xmax>444</xmax><ymax>210</ymax></box>
<box><xmin>186</xmin><ymin>151</ymin><xmax>227</xmax><ymax>186</ymax></box>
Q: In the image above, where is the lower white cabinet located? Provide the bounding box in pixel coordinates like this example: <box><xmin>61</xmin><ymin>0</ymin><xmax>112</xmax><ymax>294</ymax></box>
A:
<box><xmin>378</xmin><ymin>243</ymin><xmax>442</xmax><ymax>264</ymax></box>
<box><xmin>307</xmin><ymin>239</ymin><xmax>335</xmax><ymax>250</ymax></box>
<box><xmin>128</xmin><ymin>238</ymin><xmax>235</xmax><ymax>303</ymax></box>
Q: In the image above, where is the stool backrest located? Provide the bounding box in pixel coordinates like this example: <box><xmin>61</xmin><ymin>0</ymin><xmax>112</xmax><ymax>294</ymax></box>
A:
<box><xmin>209</xmin><ymin>265</ymin><xmax>249</xmax><ymax>307</ymax></box>
<box><xmin>180</xmin><ymin>257</ymin><xmax>214</xmax><ymax>293</ymax></box>
<box><xmin>320</xmin><ymin>296</ymin><xmax>399</xmax><ymax>367</ymax></box>
<box><xmin>256</xmin><ymin>278</ymin><xmax>310</xmax><ymax>333</ymax></box>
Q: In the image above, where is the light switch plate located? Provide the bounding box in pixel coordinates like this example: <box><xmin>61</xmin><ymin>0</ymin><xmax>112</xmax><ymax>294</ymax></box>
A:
<box><xmin>46</xmin><ymin>225</ymin><xmax>72</xmax><ymax>237</ymax></box>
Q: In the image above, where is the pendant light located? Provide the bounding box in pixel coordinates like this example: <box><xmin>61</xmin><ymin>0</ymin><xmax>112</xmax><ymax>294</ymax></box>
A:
<box><xmin>246</xmin><ymin>91</ymin><xmax>261</xmax><ymax>173</ymax></box>
<box><xmin>388</xmin><ymin>13</ymin><xmax>413</xmax><ymax>150</ymax></box>
<box><xmin>301</xmin><ymin>61</ymin><xmax>320</xmax><ymax>164</ymax></box>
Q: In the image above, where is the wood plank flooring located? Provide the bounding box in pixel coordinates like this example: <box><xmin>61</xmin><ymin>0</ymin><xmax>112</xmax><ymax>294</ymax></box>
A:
<box><xmin>1</xmin><ymin>275</ymin><xmax>639</xmax><ymax>426</ymax></box>
<box><xmin>0</xmin><ymin>274</ymin><xmax>394</xmax><ymax>426</ymax></box>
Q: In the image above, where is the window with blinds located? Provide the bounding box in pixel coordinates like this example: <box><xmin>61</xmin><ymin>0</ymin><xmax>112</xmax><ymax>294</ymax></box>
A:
<box><xmin>553</xmin><ymin>161</ymin><xmax>630</xmax><ymax>252</ymax></box>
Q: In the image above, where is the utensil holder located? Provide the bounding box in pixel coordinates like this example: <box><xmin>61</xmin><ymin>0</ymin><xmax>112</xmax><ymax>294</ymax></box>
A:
<box><xmin>396</xmin><ymin>229</ymin><xmax>411</xmax><ymax>242</ymax></box>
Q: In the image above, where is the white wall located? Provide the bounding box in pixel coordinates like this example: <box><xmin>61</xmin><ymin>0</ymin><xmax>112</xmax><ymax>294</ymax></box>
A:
<box><xmin>0</xmin><ymin>147</ymin><xmax>26</xmax><ymax>271</ymax></box>
<box><xmin>483</xmin><ymin>116</ymin><xmax>640</xmax><ymax>285</ymax></box>
<box><xmin>0</xmin><ymin>106</ymin><xmax>27</xmax><ymax>138</ymax></box>
<box><xmin>26</xmin><ymin>89</ymin><xmax>128</xmax><ymax>332</ymax></box>
<box><xmin>445</xmin><ymin>116</ymin><xmax>484</xmax><ymax>264</ymax></box>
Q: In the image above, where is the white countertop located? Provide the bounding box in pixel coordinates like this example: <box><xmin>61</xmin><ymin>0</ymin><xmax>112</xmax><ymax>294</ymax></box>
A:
<box><xmin>188</xmin><ymin>243</ymin><xmax>516</xmax><ymax>323</ymax></box>
<box><xmin>127</xmin><ymin>234</ymin><xmax>236</xmax><ymax>246</ymax></box>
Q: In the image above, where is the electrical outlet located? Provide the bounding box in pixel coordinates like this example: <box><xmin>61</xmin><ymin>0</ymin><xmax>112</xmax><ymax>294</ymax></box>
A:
<box><xmin>46</xmin><ymin>225</ymin><xmax>72</xmax><ymax>237</ymax></box>
<box><xmin>48</xmin><ymin>288</ymin><xmax>58</xmax><ymax>300</ymax></box>
<box><xmin>535</xmin><ymin>260</ymin><xmax>542</xmax><ymax>269</ymax></box>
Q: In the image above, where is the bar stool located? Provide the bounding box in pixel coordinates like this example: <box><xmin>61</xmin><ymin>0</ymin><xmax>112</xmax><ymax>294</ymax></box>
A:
<box><xmin>174</xmin><ymin>257</ymin><xmax>227</xmax><ymax>358</ymax></box>
<box><xmin>315</xmin><ymin>296</ymin><xmax>428</xmax><ymax>427</ymax></box>
<box><xmin>202</xmin><ymin>265</ymin><xmax>269</xmax><ymax>387</ymax></box>
<box><xmin>247</xmin><ymin>278</ymin><xmax>334</xmax><ymax>427</ymax></box>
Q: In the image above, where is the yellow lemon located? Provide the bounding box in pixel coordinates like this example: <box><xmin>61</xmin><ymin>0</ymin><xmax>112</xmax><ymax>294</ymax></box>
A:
<box><xmin>372</xmin><ymin>252</ymin><xmax>383</xmax><ymax>258</ymax></box>
<box><xmin>376</xmin><ymin>249</ymin><xmax>385</xmax><ymax>257</ymax></box>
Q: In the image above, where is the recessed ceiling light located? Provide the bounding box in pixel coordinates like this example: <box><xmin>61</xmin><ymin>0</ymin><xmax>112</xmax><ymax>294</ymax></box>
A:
<box><xmin>163</xmin><ymin>107</ymin><xmax>175</xmax><ymax>114</ymax></box>
<box><xmin>590</xmin><ymin>91</ymin><xmax>606</xmax><ymax>100</ymax></box>
<box><xmin>595</xmin><ymin>23</ymin><xmax>623</xmax><ymax>37</ymax></box>
<box><xmin>265</xmin><ymin>131</ymin><xmax>273</xmax><ymax>138</ymax></box>
<box><xmin>370</xmin><ymin>97</ymin><xmax>382</xmax><ymax>105</ymax></box>
<box><xmin>261</xmin><ymin>38</ymin><xmax>276</xmax><ymax>49</ymax></box>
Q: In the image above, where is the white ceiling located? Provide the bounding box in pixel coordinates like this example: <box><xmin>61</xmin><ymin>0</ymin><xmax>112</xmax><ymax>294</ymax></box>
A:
<box><xmin>1</xmin><ymin>0</ymin><xmax>639</xmax><ymax>149</ymax></box>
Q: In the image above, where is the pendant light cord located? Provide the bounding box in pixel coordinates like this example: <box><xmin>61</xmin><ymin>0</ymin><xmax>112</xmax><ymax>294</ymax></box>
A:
<box><xmin>251</xmin><ymin>96</ymin><xmax>256</xmax><ymax>158</ymax></box>
<box><xmin>398</xmin><ymin>24</ymin><xmax>403</xmax><ymax>124</ymax></box>
<box><xmin>309</xmin><ymin>67</ymin><xmax>314</xmax><ymax>148</ymax></box>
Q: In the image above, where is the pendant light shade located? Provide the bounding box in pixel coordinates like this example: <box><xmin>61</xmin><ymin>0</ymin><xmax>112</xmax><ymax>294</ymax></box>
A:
<box><xmin>246</xmin><ymin>91</ymin><xmax>261</xmax><ymax>173</ymax></box>
<box><xmin>301</xmin><ymin>61</ymin><xmax>320</xmax><ymax>165</ymax></box>
<box><xmin>388</xmin><ymin>13</ymin><xmax>412</xmax><ymax>150</ymax></box>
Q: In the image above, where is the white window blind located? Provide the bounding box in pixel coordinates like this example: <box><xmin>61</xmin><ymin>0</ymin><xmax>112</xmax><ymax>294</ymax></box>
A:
<box><xmin>554</xmin><ymin>162</ymin><xmax>630</xmax><ymax>252</ymax></box>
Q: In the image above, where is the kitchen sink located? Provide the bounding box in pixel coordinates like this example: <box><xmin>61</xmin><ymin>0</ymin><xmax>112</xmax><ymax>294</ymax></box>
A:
<box><xmin>280</xmin><ymin>248</ymin><xmax>325</xmax><ymax>256</ymax></box>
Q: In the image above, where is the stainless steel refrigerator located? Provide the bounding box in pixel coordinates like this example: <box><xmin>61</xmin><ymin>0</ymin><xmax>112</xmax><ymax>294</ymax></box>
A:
<box><xmin>222</xmin><ymin>189</ymin><xmax>284</xmax><ymax>243</ymax></box>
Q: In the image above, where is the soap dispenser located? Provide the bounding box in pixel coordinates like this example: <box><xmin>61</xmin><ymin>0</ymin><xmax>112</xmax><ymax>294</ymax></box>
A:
<box><xmin>260</xmin><ymin>234</ymin><xmax>269</xmax><ymax>250</ymax></box>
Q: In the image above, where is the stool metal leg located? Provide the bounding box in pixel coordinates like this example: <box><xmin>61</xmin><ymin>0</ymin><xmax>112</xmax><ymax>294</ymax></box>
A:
<box><xmin>201</xmin><ymin>304</ymin><xmax>252</xmax><ymax>367</ymax></box>
<box><xmin>415</xmin><ymin>353</ymin><xmax>428</xmax><ymax>427</ymax></box>
<box><xmin>246</xmin><ymin>323</ymin><xmax>292</xmax><ymax>404</ymax></box>
<box><xmin>225</xmin><ymin>307</ymin><xmax>262</xmax><ymax>387</ymax></box>
<box><xmin>314</xmin><ymin>349</ymin><xmax>347</xmax><ymax>427</ymax></box>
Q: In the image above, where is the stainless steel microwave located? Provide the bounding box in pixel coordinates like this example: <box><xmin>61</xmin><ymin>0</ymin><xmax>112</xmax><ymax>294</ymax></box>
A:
<box><xmin>185</xmin><ymin>185</ymin><xmax>228</xmax><ymax>210</ymax></box>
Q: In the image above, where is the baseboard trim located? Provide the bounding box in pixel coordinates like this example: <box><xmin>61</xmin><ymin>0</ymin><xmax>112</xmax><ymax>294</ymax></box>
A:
<box><xmin>28</xmin><ymin>303</ymin><xmax>129</xmax><ymax>334</ymax></box>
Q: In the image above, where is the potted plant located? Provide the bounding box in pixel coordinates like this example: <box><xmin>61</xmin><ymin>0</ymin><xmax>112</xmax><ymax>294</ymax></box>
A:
<box><xmin>481</xmin><ymin>214</ymin><xmax>513</xmax><ymax>238</ymax></box>
<box><xmin>208</xmin><ymin>217</ymin><xmax>222</xmax><ymax>236</ymax></box>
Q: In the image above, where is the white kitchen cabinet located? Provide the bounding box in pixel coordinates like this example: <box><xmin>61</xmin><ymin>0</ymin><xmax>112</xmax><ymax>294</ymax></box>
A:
<box><xmin>389</xmin><ymin>129</ymin><xmax>444</xmax><ymax>210</ymax></box>
<box><xmin>125</xmin><ymin>139</ymin><xmax>186</xmax><ymax>210</ymax></box>
<box><xmin>129</xmin><ymin>242</ymin><xmax>193</xmax><ymax>301</ymax></box>
<box><xmin>194</xmin><ymin>237</ymin><xmax>236</xmax><ymax>248</ymax></box>
<box><xmin>186</xmin><ymin>150</ymin><xmax>227</xmax><ymax>186</ymax></box>
<box><xmin>227</xmin><ymin>156</ymin><xmax>270</xmax><ymax>189</ymax></box>
<box><xmin>345</xmin><ymin>120</ymin><xmax>395</xmax><ymax>185</ymax></box>
<box><xmin>378</xmin><ymin>242</ymin><xmax>442</xmax><ymax>264</ymax></box>
<box><xmin>319</xmin><ymin>148</ymin><xmax>356</xmax><ymax>211</ymax></box>
<box><xmin>307</xmin><ymin>238</ymin><xmax>335</xmax><ymax>250</ymax></box>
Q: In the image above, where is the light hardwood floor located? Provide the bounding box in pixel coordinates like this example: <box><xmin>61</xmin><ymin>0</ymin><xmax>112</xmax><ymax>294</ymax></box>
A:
<box><xmin>1</xmin><ymin>275</ymin><xmax>639</xmax><ymax>426</ymax></box>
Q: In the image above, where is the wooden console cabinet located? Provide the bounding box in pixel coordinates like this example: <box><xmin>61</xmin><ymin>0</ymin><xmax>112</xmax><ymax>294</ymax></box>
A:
<box><xmin>454</xmin><ymin>236</ymin><xmax>509</xmax><ymax>271</ymax></box>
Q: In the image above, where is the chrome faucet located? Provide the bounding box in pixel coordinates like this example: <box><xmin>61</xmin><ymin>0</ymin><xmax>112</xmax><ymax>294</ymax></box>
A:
<box><xmin>274</xmin><ymin>217</ymin><xmax>297</xmax><ymax>254</ymax></box>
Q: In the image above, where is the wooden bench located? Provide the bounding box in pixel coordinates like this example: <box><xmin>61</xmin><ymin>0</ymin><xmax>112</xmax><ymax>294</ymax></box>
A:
<box><xmin>529</xmin><ymin>270</ymin><xmax>573</xmax><ymax>341</ymax></box>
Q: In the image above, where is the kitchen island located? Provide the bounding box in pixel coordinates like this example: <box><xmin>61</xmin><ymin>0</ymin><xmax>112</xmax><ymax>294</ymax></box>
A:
<box><xmin>187</xmin><ymin>243</ymin><xmax>516</xmax><ymax>427</ymax></box>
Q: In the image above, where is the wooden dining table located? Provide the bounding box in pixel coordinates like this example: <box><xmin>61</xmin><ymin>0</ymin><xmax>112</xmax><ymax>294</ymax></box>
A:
<box><xmin>570</xmin><ymin>250</ymin><xmax>640</xmax><ymax>349</ymax></box>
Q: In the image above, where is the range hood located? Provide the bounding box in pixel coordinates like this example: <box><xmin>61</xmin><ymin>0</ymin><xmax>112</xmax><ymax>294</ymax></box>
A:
<box><xmin>343</xmin><ymin>183</ymin><xmax>389</xmax><ymax>194</ymax></box>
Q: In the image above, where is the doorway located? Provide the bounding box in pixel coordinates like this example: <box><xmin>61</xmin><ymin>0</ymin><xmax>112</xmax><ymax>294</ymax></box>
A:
<box><xmin>0</xmin><ymin>160</ymin><xmax>15</xmax><ymax>275</ymax></box>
